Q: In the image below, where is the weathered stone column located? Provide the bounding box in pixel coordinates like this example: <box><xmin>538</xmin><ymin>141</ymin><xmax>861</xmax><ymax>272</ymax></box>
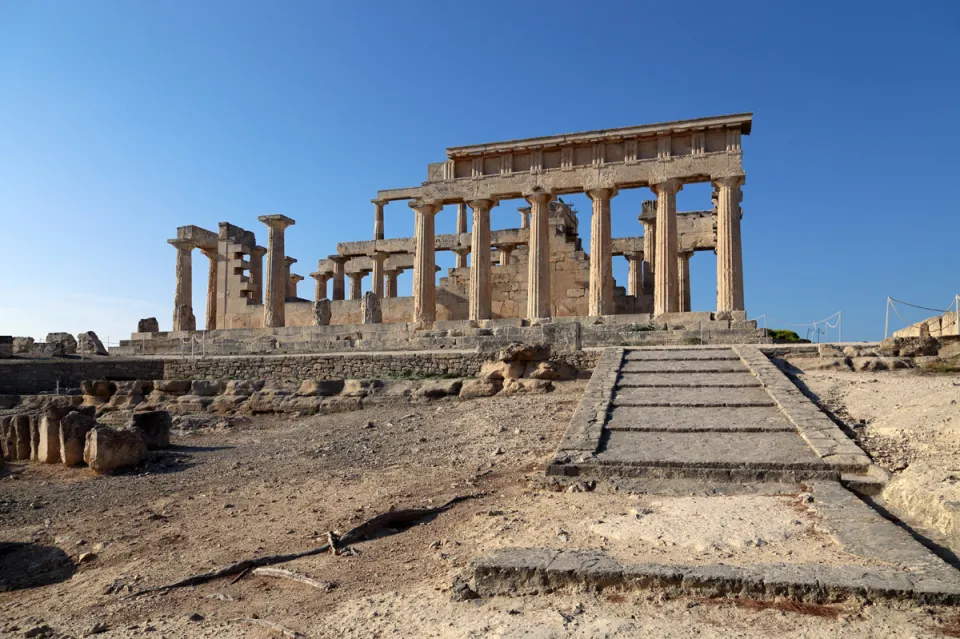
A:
<box><xmin>587</xmin><ymin>188</ymin><xmax>616</xmax><ymax>316</ymax></box>
<box><xmin>453</xmin><ymin>248</ymin><xmax>470</xmax><ymax>270</ymax></box>
<box><xmin>372</xmin><ymin>199</ymin><xmax>386</xmax><ymax>241</ymax></box>
<box><xmin>370</xmin><ymin>251</ymin><xmax>386</xmax><ymax>298</ymax></box>
<box><xmin>384</xmin><ymin>269</ymin><xmax>401</xmax><ymax>298</ymax></box>
<box><xmin>524</xmin><ymin>191</ymin><xmax>553</xmax><ymax>321</ymax></box>
<box><xmin>169</xmin><ymin>239</ymin><xmax>194</xmax><ymax>331</ymax></box>
<box><xmin>650</xmin><ymin>180</ymin><xmax>682</xmax><ymax>315</ymax></box>
<box><xmin>201</xmin><ymin>248</ymin><xmax>218</xmax><ymax>330</ymax></box>
<box><xmin>250</xmin><ymin>245</ymin><xmax>267</xmax><ymax>304</ymax></box>
<box><xmin>283</xmin><ymin>257</ymin><xmax>297</xmax><ymax>299</ymax></box>
<box><xmin>288</xmin><ymin>274</ymin><xmax>303</xmax><ymax>299</ymax></box>
<box><xmin>640</xmin><ymin>218</ymin><xmax>655</xmax><ymax>295</ymax></box>
<box><xmin>714</xmin><ymin>176</ymin><xmax>745</xmax><ymax>315</ymax></box>
<box><xmin>258</xmin><ymin>215</ymin><xmax>295</xmax><ymax>328</ymax></box>
<box><xmin>678</xmin><ymin>250</ymin><xmax>693</xmax><ymax>312</ymax></box>
<box><xmin>519</xmin><ymin>207</ymin><xmax>531</xmax><ymax>229</ymax></box>
<box><xmin>455</xmin><ymin>203</ymin><xmax>469</xmax><ymax>268</ymax></box>
<box><xmin>497</xmin><ymin>244</ymin><xmax>515</xmax><ymax>266</ymax></box>
<box><xmin>410</xmin><ymin>200</ymin><xmax>441</xmax><ymax>323</ymax></box>
<box><xmin>330</xmin><ymin>256</ymin><xmax>347</xmax><ymax>301</ymax></box>
<box><xmin>468</xmin><ymin>199</ymin><xmax>495</xmax><ymax>321</ymax></box>
<box><xmin>626</xmin><ymin>252</ymin><xmax>642</xmax><ymax>296</ymax></box>
<box><xmin>311</xmin><ymin>272</ymin><xmax>330</xmax><ymax>301</ymax></box>
<box><xmin>348</xmin><ymin>272</ymin><xmax>365</xmax><ymax>300</ymax></box>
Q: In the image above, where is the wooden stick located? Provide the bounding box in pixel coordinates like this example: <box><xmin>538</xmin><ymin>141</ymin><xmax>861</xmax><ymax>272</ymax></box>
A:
<box><xmin>126</xmin><ymin>493</ymin><xmax>480</xmax><ymax>598</ymax></box>
<box><xmin>252</xmin><ymin>567</ymin><xmax>336</xmax><ymax>591</ymax></box>
<box><xmin>230</xmin><ymin>617</ymin><xmax>306</xmax><ymax>638</ymax></box>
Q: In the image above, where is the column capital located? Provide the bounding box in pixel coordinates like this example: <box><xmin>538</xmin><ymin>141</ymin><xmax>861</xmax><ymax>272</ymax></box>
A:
<box><xmin>711</xmin><ymin>175</ymin><xmax>745</xmax><ymax>190</ymax></box>
<box><xmin>384</xmin><ymin>267</ymin><xmax>403</xmax><ymax>276</ymax></box>
<box><xmin>649</xmin><ymin>179</ymin><xmax>684</xmax><ymax>195</ymax></box>
<box><xmin>309</xmin><ymin>271</ymin><xmax>329</xmax><ymax>281</ymax></box>
<box><xmin>586</xmin><ymin>187</ymin><xmax>618</xmax><ymax>201</ymax></box>
<box><xmin>371</xmin><ymin>198</ymin><xmax>388</xmax><ymax>207</ymax></box>
<box><xmin>200</xmin><ymin>247</ymin><xmax>218</xmax><ymax>260</ymax></box>
<box><xmin>408</xmin><ymin>200</ymin><xmax>442</xmax><ymax>215</ymax></box>
<box><xmin>678</xmin><ymin>249</ymin><xmax>694</xmax><ymax>259</ymax></box>
<box><xmin>283</xmin><ymin>256</ymin><xmax>297</xmax><ymax>267</ymax></box>
<box><xmin>251</xmin><ymin>245</ymin><xmax>267</xmax><ymax>258</ymax></box>
<box><xmin>522</xmin><ymin>190</ymin><xmax>554</xmax><ymax>206</ymax></box>
<box><xmin>258</xmin><ymin>214</ymin><xmax>296</xmax><ymax>230</ymax></box>
<box><xmin>329</xmin><ymin>254</ymin><xmax>350</xmax><ymax>265</ymax></box>
<box><xmin>167</xmin><ymin>238</ymin><xmax>194</xmax><ymax>250</ymax></box>
<box><xmin>466</xmin><ymin>198</ymin><xmax>497</xmax><ymax>211</ymax></box>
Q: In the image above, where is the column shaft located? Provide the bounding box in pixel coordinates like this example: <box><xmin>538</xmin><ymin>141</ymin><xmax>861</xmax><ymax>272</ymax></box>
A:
<box><xmin>385</xmin><ymin>271</ymin><xmax>400</xmax><ymax>298</ymax></box>
<box><xmin>627</xmin><ymin>254</ymin><xmax>640</xmax><ymax>296</ymax></box>
<box><xmin>715</xmin><ymin>177</ymin><xmax>745</xmax><ymax>313</ymax></box>
<box><xmin>411</xmin><ymin>202</ymin><xmax>440</xmax><ymax>323</ymax></box>
<box><xmin>170</xmin><ymin>240</ymin><xmax>193</xmax><ymax>331</ymax></box>
<box><xmin>250</xmin><ymin>247</ymin><xmax>266</xmax><ymax>304</ymax></box>
<box><xmin>455</xmin><ymin>203</ymin><xmax>469</xmax><ymax>268</ymax></box>
<box><xmin>652</xmin><ymin>180</ymin><xmax>682</xmax><ymax>315</ymax></box>
<box><xmin>525</xmin><ymin>192</ymin><xmax>553</xmax><ymax>320</ymax></box>
<box><xmin>264</xmin><ymin>227</ymin><xmax>285</xmax><ymax>327</ymax></box>
<box><xmin>203</xmin><ymin>249</ymin><xmax>218</xmax><ymax>330</ymax></box>
<box><xmin>498</xmin><ymin>245</ymin><xmax>513</xmax><ymax>266</ymax></box>
<box><xmin>468</xmin><ymin>200</ymin><xmax>494</xmax><ymax>320</ymax></box>
<box><xmin>587</xmin><ymin>188</ymin><xmax>616</xmax><ymax>316</ymax></box>
<box><xmin>332</xmin><ymin>259</ymin><xmax>346</xmax><ymax>301</ymax></box>
<box><xmin>348</xmin><ymin>273</ymin><xmax>364</xmax><ymax>300</ymax></box>
<box><xmin>314</xmin><ymin>275</ymin><xmax>328</xmax><ymax>301</ymax></box>
<box><xmin>373</xmin><ymin>201</ymin><xmax>385</xmax><ymax>241</ymax></box>
<box><xmin>371</xmin><ymin>253</ymin><xmax>385</xmax><ymax>298</ymax></box>
<box><xmin>642</xmin><ymin>221</ymin><xmax>656</xmax><ymax>295</ymax></box>
<box><xmin>678</xmin><ymin>251</ymin><xmax>692</xmax><ymax>312</ymax></box>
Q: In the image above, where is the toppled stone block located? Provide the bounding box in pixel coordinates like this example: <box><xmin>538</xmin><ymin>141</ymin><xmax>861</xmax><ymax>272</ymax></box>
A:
<box><xmin>45</xmin><ymin>332</ymin><xmax>78</xmax><ymax>356</ymax></box>
<box><xmin>154</xmin><ymin>379</ymin><xmax>192</xmax><ymax>395</ymax></box>
<box><xmin>362</xmin><ymin>291</ymin><xmax>382</xmax><ymax>324</ymax></box>
<box><xmin>127</xmin><ymin>410</ymin><xmax>171</xmax><ymax>450</ymax></box>
<box><xmin>208</xmin><ymin>395</ymin><xmax>248</xmax><ymax>413</ymax></box>
<box><xmin>851</xmin><ymin>357</ymin><xmax>913</xmax><ymax>372</ymax></box>
<box><xmin>498</xmin><ymin>343</ymin><xmax>550</xmax><ymax>363</ymax></box>
<box><xmin>313</xmin><ymin>300</ymin><xmax>331</xmax><ymax>327</ymax></box>
<box><xmin>342</xmin><ymin>379</ymin><xmax>383</xmax><ymax>398</ymax></box>
<box><xmin>296</xmin><ymin>379</ymin><xmax>345</xmax><ymax>397</ymax></box>
<box><xmin>137</xmin><ymin>317</ymin><xmax>160</xmax><ymax>333</ymax></box>
<box><xmin>77</xmin><ymin>331</ymin><xmax>108</xmax><ymax>356</ymax></box>
<box><xmin>224</xmin><ymin>379</ymin><xmax>264</xmax><ymax>396</ymax></box>
<box><xmin>525</xmin><ymin>360</ymin><xmax>577</xmax><ymax>381</ymax></box>
<box><xmin>191</xmin><ymin>380</ymin><xmax>226</xmax><ymax>397</ymax></box>
<box><xmin>479</xmin><ymin>360</ymin><xmax>525</xmax><ymax>381</ymax></box>
<box><xmin>879</xmin><ymin>336</ymin><xmax>940</xmax><ymax>358</ymax></box>
<box><xmin>818</xmin><ymin>344</ymin><xmax>845</xmax><ymax>358</ymax></box>
<box><xmin>83</xmin><ymin>426</ymin><xmax>148</xmax><ymax>473</ymax></box>
<box><xmin>60</xmin><ymin>411</ymin><xmax>97</xmax><ymax>466</ymax></box>
<box><xmin>459</xmin><ymin>379</ymin><xmax>502</xmax><ymax>400</ymax></box>
<box><xmin>415</xmin><ymin>379</ymin><xmax>463</xmax><ymax>399</ymax></box>
<box><xmin>500</xmin><ymin>379</ymin><xmax>554</xmax><ymax>395</ymax></box>
<box><xmin>12</xmin><ymin>336</ymin><xmax>34</xmax><ymax>354</ymax></box>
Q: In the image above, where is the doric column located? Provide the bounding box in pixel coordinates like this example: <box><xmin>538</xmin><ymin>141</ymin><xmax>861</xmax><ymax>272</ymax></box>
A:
<box><xmin>650</xmin><ymin>180</ymin><xmax>682</xmax><ymax>315</ymax></box>
<box><xmin>519</xmin><ymin>207</ymin><xmax>530</xmax><ymax>229</ymax></box>
<box><xmin>311</xmin><ymin>273</ymin><xmax>330</xmax><ymax>301</ymax></box>
<box><xmin>258</xmin><ymin>214</ymin><xmax>296</xmax><ymax>328</ymax></box>
<box><xmin>714</xmin><ymin>176</ymin><xmax>745</xmax><ymax>314</ymax></box>
<box><xmin>678</xmin><ymin>250</ymin><xmax>693</xmax><ymax>312</ymax></box>
<box><xmin>330</xmin><ymin>256</ymin><xmax>348</xmax><ymax>301</ymax></box>
<box><xmin>348</xmin><ymin>272</ymin><xmax>366</xmax><ymax>300</ymax></box>
<box><xmin>497</xmin><ymin>244</ymin><xmax>515</xmax><ymax>266</ymax></box>
<box><xmin>640</xmin><ymin>218</ymin><xmax>655</xmax><ymax>295</ymax></box>
<box><xmin>626</xmin><ymin>252</ymin><xmax>642</xmax><ymax>296</ymax></box>
<box><xmin>201</xmin><ymin>248</ymin><xmax>218</xmax><ymax>330</ymax></box>
<box><xmin>373</xmin><ymin>199</ymin><xmax>386</xmax><ymax>241</ymax></box>
<box><xmin>288</xmin><ymin>274</ymin><xmax>304</xmax><ymax>299</ymax></box>
<box><xmin>384</xmin><ymin>269</ymin><xmax>401</xmax><ymax>298</ymax></box>
<box><xmin>283</xmin><ymin>257</ymin><xmax>297</xmax><ymax>299</ymax></box>
<box><xmin>250</xmin><ymin>245</ymin><xmax>267</xmax><ymax>304</ymax></box>
<box><xmin>524</xmin><ymin>191</ymin><xmax>553</xmax><ymax>320</ymax></box>
<box><xmin>453</xmin><ymin>248</ymin><xmax>470</xmax><ymax>270</ymax></box>
<box><xmin>587</xmin><ymin>187</ymin><xmax>617</xmax><ymax>316</ymax></box>
<box><xmin>455</xmin><ymin>203</ymin><xmax>469</xmax><ymax>268</ymax></box>
<box><xmin>468</xmin><ymin>199</ymin><xmax>495</xmax><ymax>321</ymax></box>
<box><xmin>410</xmin><ymin>200</ymin><xmax>441</xmax><ymax>323</ymax></box>
<box><xmin>370</xmin><ymin>251</ymin><xmax>386</xmax><ymax>298</ymax></box>
<box><xmin>169</xmin><ymin>238</ymin><xmax>194</xmax><ymax>331</ymax></box>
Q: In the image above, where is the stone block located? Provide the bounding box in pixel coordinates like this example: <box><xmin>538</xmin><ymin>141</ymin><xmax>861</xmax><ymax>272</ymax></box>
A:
<box><xmin>500</xmin><ymin>378</ymin><xmax>554</xmax><ymax>395</ymax></box>
<box><xmin>127</xmin><ymin>410</ymin><xmax>172</xmax><ymax>450</ymax></box>
<box><xmin>498</xmin><ymin>342</ymin><xmax>551</xmax><ymax>362</ymax></box>
<box><xmin>37</xmin><ymin>413</ymin><xmax>62</xmax><ymax>464</ymax></box>
<box><xmin>83</xmin><ymin>426</ymin><xmax>148</xmax><ymax>473</ymax></box>
<box><xmin>342</xmin><ymin>379</ymin><xmax>383</xmax><ymax>397</ymax></box>
<box><xmin>479</xmin><ymin>360</ymin><xmax>525</xmax><ymax>380</ymax></box>
<box><xmin>296</xmin><ymin>379</ymin><xmax>345</xmax><ymax>396</ymax></box>
<box><xmin>362</xmin><ymin>292</ymin><xmax>382</xmax><ymax>324</ymax></box>
<box><xmin>224</xmin><ymin>379</ymin><xmax>263</xmax><ymax>396</ymax></box>
<box><xmin>60</xmin><ymin>411</ymin><xmax>97</xmax><ymax>466</ymax></box>
<box><xmin>45</xmin><ymin>332</ymin><xmax>78</xmax><ymax>356</ymax></box>
<box><xmin>415</xmin><ymin>379</ymin><xmax>463</xmax><ymax>399</ymax></box>
<box><xmin>459</xmin><ymin>379</ymin><xmax>502</xmax><ymax>399</ymax></box>
<box><xmin>191</xmin><ymin>380</ymin><xmax>226</xmax><ymax>396</ymax></box>
<box><xmin>313</xmin><ymin>300</ymin><xmax>331</xmax><ymax>327</ymax></box>
<box><xmin>137</xmin><ymin>317</ymin><xmax>160</xmax><ymax>333</ymax></box>
<box><xmin>12</xmin><ymin>336</ymin><xmax>34</xmax><ymax>354</ymax></box>
<box><xmin>154</xmin><ymin>379</ymin><xmax>192</xmax><ymax>394</ymax></box>
<box><xmin>525</xmin><ymin>360</ymin><xmax>577</xmax><ymax>381</ymax></box>
<box><xmin>77</xmin><ymin>331</ymin><xmax>108</xmax><ymax>356</ymax></box>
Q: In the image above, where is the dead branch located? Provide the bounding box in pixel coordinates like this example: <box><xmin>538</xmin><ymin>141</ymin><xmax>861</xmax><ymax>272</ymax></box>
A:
<box><xmin>230</xmin><ymin>617</ymin><xmax>306</xmax><ymax>638</ymax></box>
<box><xmin>252</xmin><ymin>567</ymin><xmax>336</xmax><ymax>591</ymax></box>
<box><xmin>126</xmin><ymin>493</ymin><xmax>480</xmax><ymax>598</ymax></box>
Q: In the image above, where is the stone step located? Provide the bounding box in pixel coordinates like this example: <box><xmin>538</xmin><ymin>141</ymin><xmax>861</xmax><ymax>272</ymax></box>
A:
<box><xmin>616</xmin><ymin>372</ymin><xmax>760</xmax><ymax>388</ymax></box>
<box><xmin>605</xmin><ymin>406</ymin><xmax>795</xmax><ymax>432</ymax></box>
<box><xmin>612</xmin><ymin>386</ymin><xmax>775</xmax><ymax>407</ymax></box>
<box><xmin>621</xmin><ymin>360</ymin><xmax>747</xmax><ymax>373</ymax></box>
<box><xmin>623</xmin><ymin>348</ymin><xmax>739</xmax><ymax>361</ymax></box>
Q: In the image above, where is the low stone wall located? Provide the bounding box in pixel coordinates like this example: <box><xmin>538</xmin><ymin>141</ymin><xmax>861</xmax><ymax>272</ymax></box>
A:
<box><xmin>0</xmin><ymin>359</ymin><xmax>165</xmax><ymax>395</ymax></box>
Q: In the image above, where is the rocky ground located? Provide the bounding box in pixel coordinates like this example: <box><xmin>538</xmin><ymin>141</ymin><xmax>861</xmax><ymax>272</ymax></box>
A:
<box><xmin>2</xmin><ymin>379</ymin><xmax>960</xmax><ymax>638</ymax></box>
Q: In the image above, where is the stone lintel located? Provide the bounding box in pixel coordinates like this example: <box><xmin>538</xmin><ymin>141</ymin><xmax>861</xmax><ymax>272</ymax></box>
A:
<box><xmin>175</xmin><ymin>225</ymin><xmax>218</xmax><ymax>250</ymax></box>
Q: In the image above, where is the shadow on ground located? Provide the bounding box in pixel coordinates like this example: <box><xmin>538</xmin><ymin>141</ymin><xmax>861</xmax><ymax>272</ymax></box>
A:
<box><xmin>0</xmin><ymin>542</ymin><xmax>75</xmax><ymax>591</ymax></box>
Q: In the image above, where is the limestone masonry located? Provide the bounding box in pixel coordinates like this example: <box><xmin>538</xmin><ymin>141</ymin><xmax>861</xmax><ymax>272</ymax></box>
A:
<box><xmin>137</xmin><ymin>113</ymin><xmax>754</xmax><ymax>353</ymax></box>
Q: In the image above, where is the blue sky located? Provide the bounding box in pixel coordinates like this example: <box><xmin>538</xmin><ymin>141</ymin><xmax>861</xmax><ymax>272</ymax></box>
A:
<box><xmin>1</xmin><ymin>1</ymin><xmax>957</xmax><ymax>343</ymax></box>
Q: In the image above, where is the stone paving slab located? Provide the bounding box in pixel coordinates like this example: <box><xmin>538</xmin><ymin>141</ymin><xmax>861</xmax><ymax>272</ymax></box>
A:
<box><xmin>605</xmin><ymin>406</ymin><xmax>795</xmax><ymax>432</ymax></box>
<box><xmin>595</xmin><ymin>431</ymin><xmax>825</xmax><ymax>469</ymax></box>
<box><xmin>621</xmin><ymin>359</ymin><xmax>747</xmax><ymax>373</ymax></box>
<box><xmin>616</xmin><ymin>372</ymin><xmax>761</xmax><ymax>388</ymax></box>
<box><xmin>612</xmin><ymin>386</ymin><xmax>775</xmax><ymax>407</ymax></box>
<box><xmin>623</xmin><ymin>348</ymin><xmax>740</xmax><ymax>361</ymax></box>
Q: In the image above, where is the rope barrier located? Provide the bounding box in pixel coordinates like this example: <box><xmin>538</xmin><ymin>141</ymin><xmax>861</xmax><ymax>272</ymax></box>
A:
<box><xmin>884</xmin><ymin>295</ymin><xmax>960</xmax><ymax>339</ymax></box>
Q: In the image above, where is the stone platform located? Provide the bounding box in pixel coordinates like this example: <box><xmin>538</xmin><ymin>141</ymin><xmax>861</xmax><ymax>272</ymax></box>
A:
<box><xmin>549</xmin><ymin>346</ymin><xmax>872</xmax><ymax>483</ymax></box>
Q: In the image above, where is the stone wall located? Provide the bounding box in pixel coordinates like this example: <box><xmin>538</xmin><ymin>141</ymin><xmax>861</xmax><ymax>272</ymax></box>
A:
<box><xmin>894</xmin><ymin>311</ymin><xmax>959</xmax><ymax>339</ymax></box>
<box><xmin>0</xmin><ymin>359</ymin><xmax>165</xmax><ymax>395</ymax></box>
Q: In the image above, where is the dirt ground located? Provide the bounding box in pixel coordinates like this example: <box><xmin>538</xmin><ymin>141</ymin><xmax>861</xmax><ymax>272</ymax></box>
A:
<box><xmin>2</xmin><ymin>380</ymin><xmax>958</xmax><ymax>638</ymax></box>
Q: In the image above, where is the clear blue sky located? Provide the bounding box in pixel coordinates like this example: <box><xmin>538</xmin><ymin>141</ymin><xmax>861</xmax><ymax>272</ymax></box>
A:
<box><xmin>1</xmin><ymin>1</ymin><xmax>957</xmax><ymax>343</ymax></box>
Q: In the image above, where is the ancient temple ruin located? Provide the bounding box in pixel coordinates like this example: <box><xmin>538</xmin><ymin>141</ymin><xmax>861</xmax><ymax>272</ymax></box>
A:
<box><xmin>121</xmin><ymin>113</ymin><xmax>757</xmax><ymax>354</ymax></box>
